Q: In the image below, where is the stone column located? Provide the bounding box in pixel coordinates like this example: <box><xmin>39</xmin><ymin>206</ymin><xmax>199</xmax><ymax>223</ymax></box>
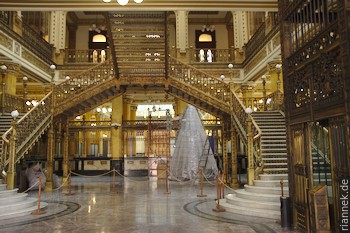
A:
<box><xmin>175</xmin><ymin>11</ymin><xmax>189</xmax><ymax>62</ymax></box>
<box><xmin>50</xmin><ymin>11</ymin><xmax>67</xmax><ymax>63</ymax></box>
<box><xmin>123</xmin><ymin>99</ymin><xmax>131</xmax><ymax>156</ymax></box>
<box><xmin>232</xmin><ymin>11</ymin><xmax>248</xmax><ymax>50</ymax></box>
<box><xmin>111</xmin><ymin>96</ymin><xmax>123</xmax><ymax>171</ymax></box>
<box><xmin>175</xmin><ymin>98</ymin><xmax>187</xmax><ymax>117</ymax></box>
<box><xmin>232</xmin><ymin>11</ymin><xmax>248</xmax><ymax>62</ymax></box>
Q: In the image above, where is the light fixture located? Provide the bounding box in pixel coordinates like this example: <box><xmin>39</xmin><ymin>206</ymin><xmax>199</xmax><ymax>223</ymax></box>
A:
<box><xmin>245</xmin><ymin>107</ymin><xmax>253</xmax><ymax>115</ymax></box>
<box><xmin>201</xmin><ymin>14</ymin><xmax>215</xmax><ymax>32</ymax></box>
<box><xmin>117</xmin><ymin>0</ymin><xmax>129</xmax><ymax>5</ymax></box>
<box><xmin>220</xmin><ymin>74</ymin><xmax>225</xmax><ymax>81</ymax></box>
<box><xmin>1</xmin><ymin>65</ymin><xmax>7</xmax><ymax>71</ymax></box>
<box><xmin>106</xmin><ymin>0</ymin><xmax>143</xmax><ymax>5</ymax></box>
<box><xmin>11</xmin><ymin>110</ymin><xmax>19</xmax><ymax>119</ymax></box>
<box><xmin>50</xmin><ymin>64</ymin><xmax>56</xmax><ymax>70</ymax></box>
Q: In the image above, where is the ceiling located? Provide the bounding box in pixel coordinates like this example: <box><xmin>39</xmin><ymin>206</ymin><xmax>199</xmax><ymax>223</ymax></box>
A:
<box><xmin>0</xmin><ymin>0</ymin><xmax>278</xmax><ymax>12</ymax></box>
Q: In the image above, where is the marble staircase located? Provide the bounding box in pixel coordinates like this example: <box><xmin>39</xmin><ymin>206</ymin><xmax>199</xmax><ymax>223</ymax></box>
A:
<box><xmin>222</xmin><ymin>111</ymin><xmax>289</xmax><ymax>219</ymax></box>
<box><xmin>0</xmin><ymin>179</ymin><xmax>47</xmax><ymax>220</ymax></box>
<box><xmin>221</xmin><ymin>174</ymin><xmax>288</xmax><ymax>219</ymax></box>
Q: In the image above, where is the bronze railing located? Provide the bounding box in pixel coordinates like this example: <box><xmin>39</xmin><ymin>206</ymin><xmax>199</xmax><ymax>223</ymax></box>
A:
<box><xmin>265</xmin><ymin>90</ymin><xmax>284</xmax><ymax>111</ymax></box>
<box><xmin>188</xmin><ymin>48</ymin><xmax>235</xmax><ymax>63</ymax></box>
<box><xmin>22</xmin><ymin>21</ymin><xmax>53</xmax><ymax>63</ymax></box>
<box><xmin>65</xmin><ymin>49</ymin><xmax>110</xmax><ymax>64</ymax></box>
<box><xmin>0</xmin><ymin>93</ymin><xmax>26</xmax><ymax>113</ymax></box>
<box><xmin>231</xmin><ymin>90</ymin><xmax>262</xmax><ymax>178</ymax></box>
<box><xmin>1</xmin><ymin>92</ymin><xmax>52</xmax><ymax>170</ymax></box>
<box><xmin>54</xmin><ymin>60</ymin><xmax>115</xmax><ymax>108</ymax></box>
<box><xmin>168</xmin><ymin>56</ymin><xmax>231</xmax><ymax>107</ymax></box>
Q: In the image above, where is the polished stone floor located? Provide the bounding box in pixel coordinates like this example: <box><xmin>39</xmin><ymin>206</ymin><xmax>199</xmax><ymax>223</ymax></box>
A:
<box><xmin>0</xmin><ymin>176</ymin><xmax>300</xmax><ymax>233</ymax></box>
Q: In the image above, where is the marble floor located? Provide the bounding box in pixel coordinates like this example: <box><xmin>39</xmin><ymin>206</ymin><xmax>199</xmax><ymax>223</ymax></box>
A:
<box><xmin>0</xmin><ymin>176</ymin><xmax>300</xmax><ymax>233</ymax></box>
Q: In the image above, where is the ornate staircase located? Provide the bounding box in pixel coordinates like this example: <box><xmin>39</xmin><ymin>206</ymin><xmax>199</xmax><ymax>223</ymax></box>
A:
<box><xmin>108</xmin><ymin>11</ymin><xmax>167</xmax><ymax>82</ymax></box>
<box><xmin>0</xmin><ymin>11</ymin><xmax>291</xmax><ymax>221</ymax></box>
<box><xmin>222</xmin><ymin>111</ymin><xmax>289</xmax><ymax>219</ymax></box>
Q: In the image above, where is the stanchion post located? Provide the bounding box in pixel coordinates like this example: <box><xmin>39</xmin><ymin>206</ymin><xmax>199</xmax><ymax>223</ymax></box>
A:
<box><xmin>212</xmin><ymin>174</ymin><xmax>225</xmax><ymax>212</ymax></box>
<box><xmin>280</xmin><ymin>178</ymin><xmax>284</xmax><ymax>197</ymax></box>
<box><xmin>197</xmin><ymin>168</ymin><xmax>207</xmax><ymax>197</ymax></box>
<box><xmin>111</xmin><ymin>169</ymin><xmax>116</xmax><ymax>193</ymax></box>
<box><xmin>164</xmin><ymin>166</ymin><xmax>171</xmax><ymax>195</ymax></box>
<box><xmin>65</xmin><ymin>169</ymin><xmax>74</xmax><ymax>196</ymax></box>
<box><xmin>31</xmin><ymin>176</ymin><xmax>46</xmax><ymax>215</ymax></box>
<box><xmin>220</xmin><ymin>172</ymin><xmax>225</xmax><ymax>199</ymax></box>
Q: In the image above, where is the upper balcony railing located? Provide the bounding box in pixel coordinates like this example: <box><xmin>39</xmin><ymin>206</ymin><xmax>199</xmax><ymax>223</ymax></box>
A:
<box><xmin>0</xmin><ymin>11</ymin><xmax>53</xmax><ymax>64</ymax></box>
<box><xmin>65</xmin><ymin>49</ymin><xmax>110</xmax><ymax>64</ymax></box>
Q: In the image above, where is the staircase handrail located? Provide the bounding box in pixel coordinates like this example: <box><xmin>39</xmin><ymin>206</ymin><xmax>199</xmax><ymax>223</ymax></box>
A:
<box><xmin>230</xmin><ymin>90</ymin><xmax>262</xmax><ymax>177</ymax></box>
<box><xmin>168</xmin><ymin>56</ymin><xmax>231</xmax><ymax>105</ymax></box>
<box><xmin>311</xmin><ymin>142</ymin><xmax>331</xmax><ymax>165</ymax></box>
<box><xmin>1</xmin><ymin>92</ymin><xmax>52</xmax><ymax>168</ymax></box>
<box><xmin>54</xmin><ymin>60</ymin><xmax>115</xmax><ymax>108</ymax></box>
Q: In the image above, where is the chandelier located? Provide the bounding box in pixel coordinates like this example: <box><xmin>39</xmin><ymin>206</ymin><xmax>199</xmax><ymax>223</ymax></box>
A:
<box><xmin>103</xmin><ymin>0</ymin><xmax>143</xmax><ymax>5</ymax></box>
<box><xmin>201</xmin><ymin>14</ymin><xmax>215</xmax><ymax>32</ymax></box>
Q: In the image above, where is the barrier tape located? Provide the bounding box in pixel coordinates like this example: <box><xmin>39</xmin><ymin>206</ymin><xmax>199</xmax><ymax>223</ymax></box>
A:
<box><xmin>21</xmin><ymin>180</ymin><xmax>39</xmax><ymax>193</ymax></box>
<box><xmin>71</xmin><ymin>169</ymin><xmax>114</xmax><ymax>178</ymax></box>
<box><xmin>218</xmin><ymin>176</ymin><xmax>236</xmax><ymax>193</ymax></box>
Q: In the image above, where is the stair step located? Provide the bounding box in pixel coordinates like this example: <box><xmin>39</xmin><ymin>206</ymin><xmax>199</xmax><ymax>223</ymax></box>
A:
<box><xmin>261</xmin><ymin>152</ymin><xmax>287</xmax><ymax>156</ymax></box>
<box><xmin>261</xmin><ymin>132</ymin><xmax>286</xmax><ymax>135</ymax></box>
<box><xmin>0</xmin><ymin>197</ymin><xmax>37</xmax><ymax>213</ymax></box>
<box><xmin>0</xmin><ymin>188</ymin><xmax>19</xmax><ymax>197</ymax></box>
<box><xmin>254</xmin><ymin>179</ymin><xmax>289</xmax><ymax>187</ymax></box>
<box><xmin>263</xmin><ymin>167</ymin><xmax>288</xmax><ymax>172</ymax></box>
<box><xmin>220</xmin><ymin>199</ymin><xmax>280</xmax><ymax>219</ymax></box>
<box><xmin>0</xmin><ymin>201</ymin><xmax>48</xmax><ymax>220</ymax></box>
<box><xmin>259</xmin><ymin>125</ymin><xmax>285</xmax><ymax>128</ymax></box>
<box><xmin>226</xmin><ymin>193</ymin><xmax>280</xmax><ymax>211</ymax></box>
<box><xmin>263</xmin><ymin>162</ymin><xmax>288</xmax><ymax>167</ymax></box>
<box><xmin>234</xmin><ymin>189</ymin><xmax>281</xmax><ymax>202</ymax></box>
<box><xmin>259</xmin><ymin>174</ymin><xmax>288</xmax><ymax>181</ymax></box>
<box><xmin>262</xmin><ymin>158</ymin><xmax>287</xmax><ymax>162</ymax></box>
<box><xmin>0</xmin><ymin>192</ymin><xmax>28</xmax><ymax>205</ymax></box>
<box><xmin>244</xmin><ymin>184</ymin><xmax>289</xmax><ymax>195</ymax></box>
<box><xmin>0</xmin><ymin>184</ymin><xmax>7</xmax><ymax>191</ymax></box>
<box><xmin>261</xmin><ymin>148</ymin><xmax>287</xmax><ymax>151</ymax></box>
<box><xmin>261</xmin><ymin>139</ymin><xmax>286</xmax><ymax>145</ymax></box>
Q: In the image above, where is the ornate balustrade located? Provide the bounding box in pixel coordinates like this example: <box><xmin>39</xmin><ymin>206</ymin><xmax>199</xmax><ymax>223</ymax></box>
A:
<box><xmin>0</xmin><ymin>16</ymin><xmax>54</xmax><ymax>67</ymax></box>
<box><xmin>69</xmin><ymin>120</ymin><xmax>112</xmax><ymax>129</ymax></box>
<box><xmin>168</xmin><ymin>56</ymin><xmax>231</xmax><ymax>110</ymax></box>
<box><xmin>65</xmin><ymin>49</ymin><xmax>110</xmax><ymax>64</ymax></box>
<box><xmin>22</xmin><ymin>21</ymin><xmax>53</xmax><ymax>63</ymax></box>
<box><xmin>265</xmin><ymin>90</ymin><xmax>284</xmax><ymax>111</ymax></box>
<box><xmin>0</xmin><ymin>93</ymin><xmax>26</xmax><ymax>113</ymax></box>
<box><xmin>231</xmin><ymin>90</ymin><xmax>262</xmax><ymax>179</ymax></box>
<box><xmin>54</xmin><ymin>60</ymin><xmax>115</xmax><ymax>108</ymax></box>
<box><xmin>188</xmin><ymin>48</ymin><xmax>235</xmax><ymax>64</ymax></box>
<box><xmin>1</xmin><ymin>92</ymin><xmax>52</xmax><ymax>170</ymax></box>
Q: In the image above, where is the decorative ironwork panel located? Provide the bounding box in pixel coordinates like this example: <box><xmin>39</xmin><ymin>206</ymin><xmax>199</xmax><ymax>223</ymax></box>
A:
<box><xmin>312</xmin><ymin>50</ymin><xmax>343</xmax><ymax>108</ymax></box>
